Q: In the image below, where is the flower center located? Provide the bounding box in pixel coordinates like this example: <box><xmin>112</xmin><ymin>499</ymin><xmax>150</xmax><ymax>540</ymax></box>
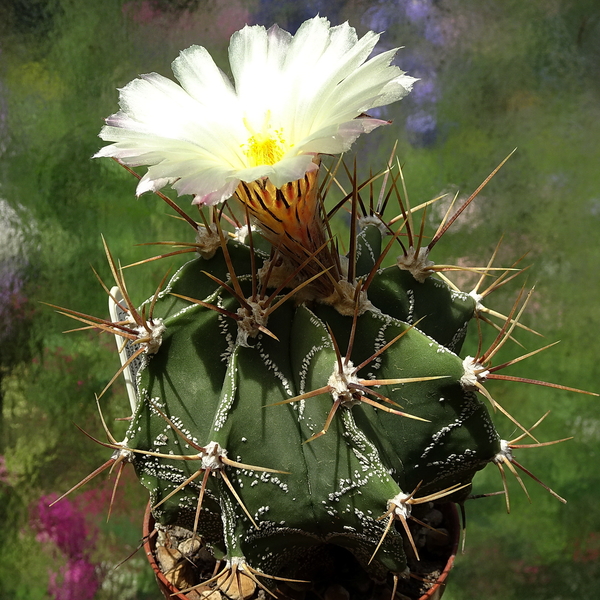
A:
<box><xmin>244</xmin><ymin>130</ymin><xmax>286</xmax><ymax>167</ymax></box>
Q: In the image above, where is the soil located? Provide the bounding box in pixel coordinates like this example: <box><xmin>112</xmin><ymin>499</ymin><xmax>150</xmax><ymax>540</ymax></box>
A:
<box><xmin>144</xmin><ymin>502</ymin><xmax>458</xmax><ymax>600</ymax></box>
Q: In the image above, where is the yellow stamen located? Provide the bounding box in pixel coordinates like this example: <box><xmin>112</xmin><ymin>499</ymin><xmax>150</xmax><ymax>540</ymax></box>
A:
<box><xmin>244</xmin><ymin>130</ymin><xmax>286</xmax><ymax>167</ymax></box>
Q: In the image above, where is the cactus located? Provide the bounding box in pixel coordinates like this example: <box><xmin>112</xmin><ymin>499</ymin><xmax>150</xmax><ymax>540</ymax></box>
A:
<box><xmin>53</xmin><ymin>157</ymin><xmax>584</xmax><ymax>598</ymax></box>
<box><xmin>50</xmin><ymin>16</ymin><xmax>593</xmax><ymax>600</ymax></box>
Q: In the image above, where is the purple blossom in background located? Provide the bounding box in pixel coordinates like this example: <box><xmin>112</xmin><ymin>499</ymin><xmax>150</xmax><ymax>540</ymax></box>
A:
<box><xmin>253</xmin><ymin>0</ymin><xmax>345</xmax><ymax>34</ymax></box>
<box><xmin>423</xmin><ymin>20</ymin><xmax>446</xmax><ymax>46</ymax></box>
<box><xmin>0</xmin><ymin>262</ymin><xmax>27</xmax><ymax>338</ymax></box>
<box><xmin>406</xmin><ymin>110</ymin><xmax>438</xmax><ymax>146</ymax></box>
<box><xmin>404</xmin><ymin>0</ymin><xmax>448</xmax><ymax>45</ymax></box>
<box><xmin>362</xmin><ymin>0</ymin><xmax>435</xmax><ymax>31</ymax></box>
<box><xmin>404</xmin><ymin>0</ymin><xmax>433</xmax><ymax>23</ymax></box>
<box><xmin>362</xmin><ymin>4</ymin><xmax>398</xmax><ymax>33</ymax></box>
<box><xmin>33</xmin><ymin>494</ymin><xmax>99</xmax><ymax>599</ymax></box>
<box><xmin>410</xmin><ymin>70</ymin><xmax>438</xmax><ymax>105</ymax></box>
<box><xmin>360</xmin><ymin>0</ymin><xmax>449</xmax><ymax>147</ymax></box>
<box><xmin>401</xmin><ymin>61</ymin><xmax>439</xmax><ymax>147</ymax></box>
<box><xmin>0</xmin><ymin>200</ymin><xmax>37</xmax><ymax>345</ymax></box>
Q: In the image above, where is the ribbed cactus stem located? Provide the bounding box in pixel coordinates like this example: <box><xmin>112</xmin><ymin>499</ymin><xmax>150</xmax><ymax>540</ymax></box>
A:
<box><xmin>52</xmin><ymin>151</ymin><xmax>584</xmax><ymax>599</ymax></box>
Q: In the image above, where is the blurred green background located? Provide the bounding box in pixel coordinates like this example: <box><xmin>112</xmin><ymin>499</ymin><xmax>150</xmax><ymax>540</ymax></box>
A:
<box><xmin>1</xmin><ymin>0</ymin><xmax>599</xmax><ymax>598</ymax></box>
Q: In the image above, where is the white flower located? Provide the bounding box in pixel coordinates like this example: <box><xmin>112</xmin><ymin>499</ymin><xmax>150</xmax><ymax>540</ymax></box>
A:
<box><xmin>95</xmin><ymin>16</ymin><xmax>416</xmax><ymax>205</ymax></box>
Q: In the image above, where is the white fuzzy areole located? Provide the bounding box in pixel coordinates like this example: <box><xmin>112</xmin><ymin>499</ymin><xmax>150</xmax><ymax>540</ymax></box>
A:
<box><xmin>460</xmin><ymin>355</ymin><xmax>490</xmax><ymax>389</ymax></box>
<box><xmin>235</xmin><ymin>299</ymin><xmax>269</xmax><ymax>347</ymax></box>
<box><xmin>327</xmin><ymin>359</ymin><xmax>363</xmax><ymax>406</ymax></box>
<box><xmin>200</xmin><ymin>441</ymin><xmax>228</xmax><ymax>470</ymax></box>
<box><xmin>493</xmin><ymin>439</ymin><xmax>514</xmax><ymax>464</ymax></box>
<box><xmin>387</xmin><ymin>491</ymin><xmax>412</xmax><ymax>519</ymax></box>
<box><xmin>136</xmin><ymin>318</ymin><xmax>166</xmax><ymax>355</ymax></box>
<box><xmin>397</xmin><ymin>246</ymin><xmax>435</xmax><ymax>283</ymax></box>
<box><xmin>324</xmin><ymin>279</ymin><xmax>374</xmax><ymax>316</ymax></box>
<box><xmin>111</xmin><ymin>444</ymin><xmax>135</xmax><ymax>463</ymax></box>
<box><xmin>195</xmin><ymin>223</ymin><xmax>221</xmax><ymax>259</ymax></box>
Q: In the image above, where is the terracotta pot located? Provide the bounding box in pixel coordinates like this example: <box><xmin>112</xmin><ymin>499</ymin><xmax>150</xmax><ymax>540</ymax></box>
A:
<box><xmin>143</xmin><ymin>503</ymin><xmax>190</xmax><ymax>600</ymax></box>
<box><xmin>143</xmin><ymin>502</ymin><xmax>460</xmax><ymax>600</ymax></box>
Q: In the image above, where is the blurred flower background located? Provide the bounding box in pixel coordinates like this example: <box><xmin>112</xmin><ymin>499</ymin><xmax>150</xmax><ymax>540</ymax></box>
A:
<box><xmin>0</xmin><ymin>0</ymin><xmax>599</xmax><ymax>598</ymax></box>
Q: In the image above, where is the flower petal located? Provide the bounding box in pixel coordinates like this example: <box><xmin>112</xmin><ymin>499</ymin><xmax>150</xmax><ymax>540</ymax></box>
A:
<box><xmin>294</xmin><ymin>118</ymin><xmax>389</xmax><ymax>156</ymax></box>
<box><xmin>171</xmin><ymin>45</ymin><xmax>238</xmax><ymax>111</ymax></box>
<box><xmin>228</xmin><ymin>23</ymin><xmax>295</xmax><ymax>130</ymax></box>
<box><xmin>96</xmin><ymin>73</ymin><xmax>248</xmax><ymax>172</ymax></box>
<box><xmin>193</xmin><ymin>179</ymin><xmax>240</xmax><ymax>206</ymax></box>
<box><xmin>95</xmin><ymin>16</ymin><xmax>415</xmax><ymax>203</ymax></box>
<box><xmin>268</xmin><ymin>155</ymin><xmax>319</xmax><ymax>189</ymax></box>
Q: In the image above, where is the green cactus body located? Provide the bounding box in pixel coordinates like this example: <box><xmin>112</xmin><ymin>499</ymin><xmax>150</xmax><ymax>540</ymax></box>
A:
<box><xmin>49</xmin><ymin>150</ymin><xmax>585</xmax><ymax>599</ymax></box>
<box><xmin>119</xmin><ymin>213</ymin><xmax>501</xmax><ymax>586</ymax></box>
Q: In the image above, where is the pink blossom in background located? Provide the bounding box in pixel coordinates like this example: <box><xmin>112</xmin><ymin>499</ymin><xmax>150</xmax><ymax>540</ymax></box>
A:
<box><xmin>48</xmin><ymin>559</ymin><xmax>99</xmax><ymax>600</ymax></box>
<box><xmin>32</xmin><ymin>495</ymin><xmax>100</xmax><ymax>599</ymax></box>
<box><xmin>72</xmin><ymin>461</ymin><xmax>139</xmax><ymax>519</ymax></box>
<box><xmin>34</xmin><ymin>494</ymin><xmax>93</xmax><ymax>558</ymax></box>
<box><xmin>573</xmin><ymin>532</ymin><xmax>600</xmax><ymax>563</ymax></box>
<box><xmin>123</xmin><ymin>0</ymin><xmax>163</xmax><ymax>24</ymax></box>
<box><xmin>211</xmin><ymin>2</ymin><xmax>251</xmax><ymax>38</ymax></box>
<box><xmin>122</xmin><ymin>0</ymin><xmax>250</xmax><ymax>42</ymax></box>
<box><xmin>0</xmin><ymin>455</ymin><xmax>10</xmax><ymax>484</ymax></box>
